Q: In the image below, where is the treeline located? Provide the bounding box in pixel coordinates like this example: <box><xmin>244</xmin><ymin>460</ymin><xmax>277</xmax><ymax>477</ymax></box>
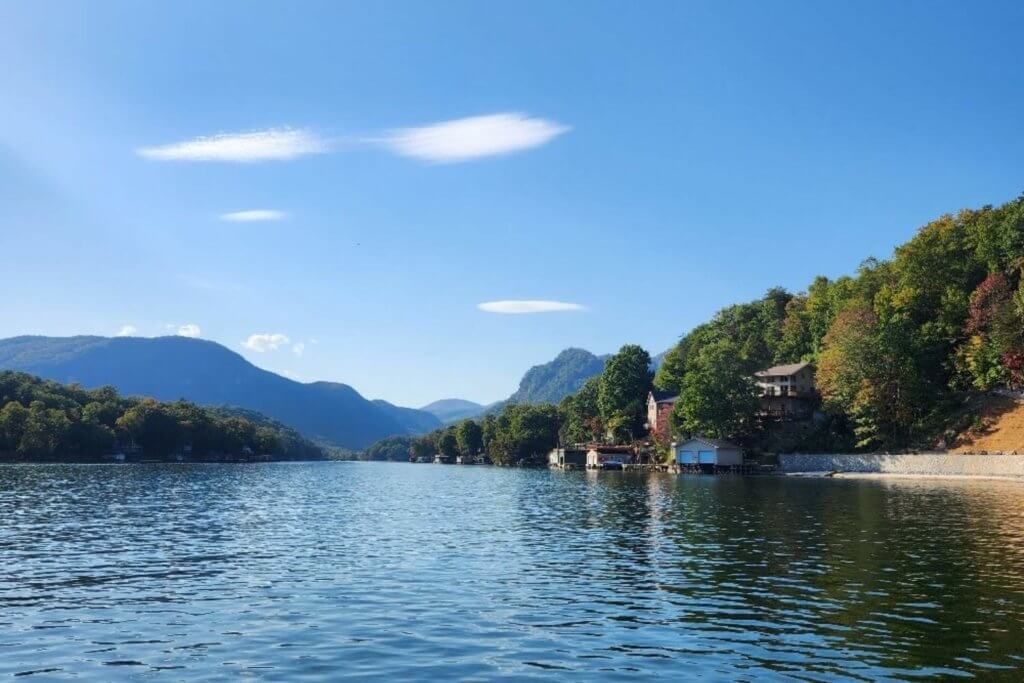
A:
<box><xmin>655</xmin><ymin>193</ymin><xmax>1024</xmax><ymax>450</ymax></box>
<box><xmin>367</xmin><ymin>345</ymin><xmax>653</xmax><ymax>466</ymax></box>
<box><xmin>0</xmin><ymin>371</ymin><xmax>324</xmax><ymax>461</ymax></box>
<box><xmin>365</xmin><ymin>192</ymin><xmax>1024</xmax><ymax>461</ymax></box>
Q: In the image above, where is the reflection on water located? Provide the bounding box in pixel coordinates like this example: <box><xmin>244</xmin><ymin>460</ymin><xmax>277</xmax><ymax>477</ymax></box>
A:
<box><xmin>1</xmin><ymin>463</ymin><xmax>1023</xmax><ymax>680</ymax></box>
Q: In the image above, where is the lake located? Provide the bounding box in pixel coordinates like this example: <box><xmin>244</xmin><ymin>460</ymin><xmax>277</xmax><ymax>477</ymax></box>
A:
<box><xmin>2</xmin><ymin>462</ymin><xmax>1023</xmax><ymax>680</ymax></box>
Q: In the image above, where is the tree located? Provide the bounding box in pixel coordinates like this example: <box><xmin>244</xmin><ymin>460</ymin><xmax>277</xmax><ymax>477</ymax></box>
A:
<box><xmin>115</xmin><ymin>399</ymin><xmax>185</xmax><ymax>456</ymax></box>
<box><xmin>653</xmin><ymin>343</ymin><xmax>687</xmax><ymax>393</ymax></box>
<box><xmin>18</xmin><ymin>401</ymin><xmax>71</xmax><ymax>457</ymax></box>
<box><xmin>455</xmin><ymin>420</ymin><xmax>483</xmax><ymax>457</ymax></box>
<box><xmin>481</xmin><ymin>414</ymin><xmax>498</xmax><ymax>453</ymax></box>
<box><xmin>558</xmin><ymin>376</ymin><xmax>602</xmax><ymax>445</ymax></box>
<box><xmin>598</xmin><ymin>344</ymin><xmax>652</xmax><ymax>441</ymax></box>
<box><xmin>487</xmin><ymin>404</ymin><xmax>560</xmax><ymax>466</ymax></box>
<box><xmin>0</xmin><ymin>402</ymin><xmax>28</xmax><ymax>453</ymax></box>
<box><xmin>409</xmin><ymin>436</ymin><xmax>435</xmax><ymax>461</ymax></box>
<box><xmin>817</xmin><ymin>308</ymin><xmax>926</xmax><ymax>449</ymax></box>
<box><xmin>670</xmin><ymin>339</ymin><xmax>759</xmax><ymax>441</ymax></box>
<box><xmin>435</xmin><ymin>427</ymin><xmax>458</xmax><ymax>459</ymax></box>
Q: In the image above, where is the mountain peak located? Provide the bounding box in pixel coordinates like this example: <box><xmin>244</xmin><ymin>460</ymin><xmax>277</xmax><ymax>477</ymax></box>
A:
<box><xmin>507</xmin><ymin>347</ymin><xmax>605</xmax><ymax>405</ymax></box>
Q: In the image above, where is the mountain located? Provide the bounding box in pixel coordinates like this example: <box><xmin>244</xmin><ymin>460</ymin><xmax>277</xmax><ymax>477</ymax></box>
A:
<box><xmin>0</xmin><ymin>335</ymin><xmax>441</xmax><ymax>449</ymax></box>
<box><xmin>507</xmin><ymin>347</ymin><xmax>607</xmax><ymax>405</ymax></box>
<box><xmin>373</xmin><ymin>399</ymin><xmax>446</xmax><ymax>433</ymax></box>
<box><xmin>425</xmin><ymin>346</ymin><xmax>667</xmax><ymax>421</ymax></box>
<box><xmin>420</xmin><ymin>398</ymin><xmax>486</xmax><ymax>423</ymax></box>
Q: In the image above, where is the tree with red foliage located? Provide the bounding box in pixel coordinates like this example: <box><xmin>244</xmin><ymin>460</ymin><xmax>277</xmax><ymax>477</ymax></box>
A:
<box><xmin>965</xmin><ymin>273</ymin><xmax>1012</xmax><ymax>334</ymax></box>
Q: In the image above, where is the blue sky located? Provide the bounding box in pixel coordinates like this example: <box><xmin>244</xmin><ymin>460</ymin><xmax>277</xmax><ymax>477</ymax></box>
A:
<box><xmin>2</xmin><ymin>1</ymin><xmax>1023</xmax><ymax>407</ymax></box>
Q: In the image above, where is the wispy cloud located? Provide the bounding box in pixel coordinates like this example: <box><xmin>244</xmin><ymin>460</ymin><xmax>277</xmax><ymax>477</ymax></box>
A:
<box><xmin>477</xmin><ymin>300</ymin><xmax>585</xmax><ymax>314</ymax></box>
<box><xmin>383</xmin><ymin>113</ymin><xmax>570</xmax><ymax>163</ymax></box>
<box><xmin>115</xmin><ymin>325</ymin><xmax>138</xmax><ymax>337</ymax></box>
<box><xmin>176</xmin><ymin>323</ymin><xmax>202</xmax><ymax>338</ymax></box>
<box><xmin>138</xmin><ymin>114</ymin><xmax>568</xmax><ymax>165</ymax></box>
<box><xmin>220</xmin><ymin>209</ymin><xmax>287</xmax><ymax>222</ymax></box>
<box><xmin>243</xmin><ymin>333</ymin><xmax>290</xmax><ymax>352</ymax></box>
<box><xmin>292</xmin><ymin>342</ymin><xmax>305</xmax><ymax>357</ymax></box>
<box><xmin>138</xmin><ymin>128</ymin><xmax>328</xmax><ymax>162</ymax></box>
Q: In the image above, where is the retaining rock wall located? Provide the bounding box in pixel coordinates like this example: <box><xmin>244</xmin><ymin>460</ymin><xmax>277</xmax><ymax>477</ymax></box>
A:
<box><xmin>778</xmin><ymin>453</ymin><xmax>1024</xmax><ymax>477</ymax></box>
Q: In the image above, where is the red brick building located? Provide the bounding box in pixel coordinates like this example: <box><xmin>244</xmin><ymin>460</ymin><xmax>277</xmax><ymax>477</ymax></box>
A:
<box><xmin>647</xmin><ymin>390</ymin><xmax>679</xmax><ymax>439</ymax></box>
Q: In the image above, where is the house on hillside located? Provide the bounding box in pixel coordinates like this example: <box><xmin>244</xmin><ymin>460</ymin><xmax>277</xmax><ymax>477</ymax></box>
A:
<box><xmin>755</xmin><ymin>361</ymin><xmax>816</xmax><ymax>419</ymax></box>
<box><xmin>672</xmin><ymin>437</ymin><xmax>744</xmax><ymax>468</ymax></box>
<box><xmin>646</xmin><ymin>390</ymin><xmax>679</xmax><ymax>439</ymax></box>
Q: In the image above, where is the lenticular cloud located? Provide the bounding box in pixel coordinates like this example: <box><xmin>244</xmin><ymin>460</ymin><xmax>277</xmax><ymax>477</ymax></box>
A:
<box><xmin>477</xmin><ymin>300</ymin><xmax>584</xmax><ymax>314</ymax></box>
<box><xmin>385</xmin><ymin>113</ymin><xmax>570</xmax><ymax>163</ymax></box>
<box><xmin>138</xmin><ymin>128</ymin><xmax>328</xmax><ymax>162</ymax></box>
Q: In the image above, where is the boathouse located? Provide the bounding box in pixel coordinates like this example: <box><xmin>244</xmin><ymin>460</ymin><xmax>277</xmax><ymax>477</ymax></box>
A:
<box><xmin>672</xmin><ymin>437</ymin><xmax>743</xmax><ymax>467</ymax></box>
<box><xmin>548</xmin><ymin>448</ymin><xmax>588</xmax><ymax>469</ymax></box>
<box><xmin>586</xmin><ymin>446</ymin><xmax>634</xmax><ymax>469</ymax></box>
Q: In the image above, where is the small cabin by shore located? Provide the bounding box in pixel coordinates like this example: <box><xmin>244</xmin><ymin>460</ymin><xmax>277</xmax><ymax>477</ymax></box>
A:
<box><xmin>672</xmin><ymin>437</ymin><xmax>743</xmax><ymax>467</ymax></box>
<box><xmin>548</xmin><ymin>448</ymin><xmax>588</xmax><ymax>469</ymax></box>
<box><xmin>587</xmin><ymin>446</ymin><xmax>634</xmax><ymax>469</ymax></box>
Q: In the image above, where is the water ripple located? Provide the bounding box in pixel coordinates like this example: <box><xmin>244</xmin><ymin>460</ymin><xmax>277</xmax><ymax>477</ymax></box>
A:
<box><xmin>1</xmin><ymin>463</ymin><xmax>1023</xmax><ymax>679</ymax></box>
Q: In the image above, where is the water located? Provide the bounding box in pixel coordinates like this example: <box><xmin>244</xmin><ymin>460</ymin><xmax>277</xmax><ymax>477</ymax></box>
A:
<box><xmin>2</xmin><ymin>463</ymin><xmax>1023</xmax><ymax>681</ymax></box>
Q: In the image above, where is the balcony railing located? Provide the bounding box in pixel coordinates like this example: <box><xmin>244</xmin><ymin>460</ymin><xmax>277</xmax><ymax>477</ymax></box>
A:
<box><xmin>759</xmin><ymin>387</ymin><xmax>808</xmax><ymax>398</ymax></box>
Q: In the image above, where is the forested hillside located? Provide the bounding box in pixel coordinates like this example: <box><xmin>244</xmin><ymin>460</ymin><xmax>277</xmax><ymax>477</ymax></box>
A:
<box><xmin>0</xmin><ymin>335</ymin><xmax>441</xmax><ymax>449</ymax></box>
<box><xmin>0</xmin><ymin>371</ymin><xmax>323</xmax><ymax>461</ymax></box>
<box><xmin>653</xmin><ymin>193</ymin><xmax>1024</xmax><ymax>451</ymax></box>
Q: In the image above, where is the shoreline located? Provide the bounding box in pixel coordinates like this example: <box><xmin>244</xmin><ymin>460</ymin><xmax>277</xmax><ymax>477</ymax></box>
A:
<box><xmin>833</xmin><ymin>471</ymin><xmax>1024</xmax><ymax>483</ymax></box>
<box><xmin>784</xmin><ymin>470</ymin><xmax>1024</xmax><ymax>483</ymax></box>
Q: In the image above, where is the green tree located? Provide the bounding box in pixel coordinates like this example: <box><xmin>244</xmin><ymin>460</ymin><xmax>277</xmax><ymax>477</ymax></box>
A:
<box><xmin>115</xmin><ymin>399</ymin><xmax>184</xmax><ymax>456</ymax></box>
<box><xmin>487</xmin><ymin>403</ymin><xmax>560</xmax><ymax>466</ymax></box>
<box><xmin>670</xmin><ymin>339</ymin><xmax>759</xmax><ymax>441</ymax></box>
<box><xmin>455</xmin><ymin>420</ymin><xmax>483</xmax><ymax>457</ymax></box>
<box><xmin>598</xmin><ymin>344</ymin><xmax>652</xmax><ymax>441</ymax></box>
<box><xmin>18</xmin><ymin>401</ymin><xmax>71</xmax><ymax>457</ymax></box>
<box><xmin>0</xmin><ymin>402</ymin><xmax>29</xmax><ymax>453</ymax></box>
<box><xmin>435</xmin><ymin>427</ymin><xmax>458</xmax><ymax>458</ymax></box>
<box><xmin>558</xmin><ymin>376</ymin><xmax>602</xmax><ymax>445</ymax></box>
<box><xmin>817</xmin><ymin>308</ymin><xmax>927</xmax><ymax>449</ymax></box>
<box><xmin>410</xmin><ymin>436</ymin><xmax>436</xmax><ymax>461</ymax></box>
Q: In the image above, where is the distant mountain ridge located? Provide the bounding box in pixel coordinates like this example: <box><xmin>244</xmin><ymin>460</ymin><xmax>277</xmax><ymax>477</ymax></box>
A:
<box><xmin>0</xmin><ymin>335</ymin><xmax>441</xmax><ymax>449</ymax></box>
<box><xmin>420</xmin><ymin>398</ymin><xmax>487</xmax><ymax>423</ymax></box>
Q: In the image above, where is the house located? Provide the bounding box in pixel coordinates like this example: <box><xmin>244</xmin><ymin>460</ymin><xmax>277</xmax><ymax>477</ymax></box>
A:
<box><xmin>586</xmin><ymin>446</ymin><xmax>634</xmax><ymax>469</ymax></box>
<box><xmin>672</xmin><ymin>436</ymin><xmax>743</xmax><ymax>467</ymax></box>
<box><xmin>548</xmin><ymin>447</ymin><xmax>588</xmax><ymax>469</ymax></box>
<box><xmin>646</xmin><ymin>390</ymin><xmax>679</xmax><ymax>439</ymax></box>
<box><xmin>754</xmin><ymin>361</ymin><xmax>816</xmax><ymax>419</ymax></box>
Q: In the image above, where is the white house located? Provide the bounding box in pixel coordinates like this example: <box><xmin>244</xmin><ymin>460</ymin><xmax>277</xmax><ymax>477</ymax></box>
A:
<box><xmin>672</xmin><ymin>437</ymin><xmax>744</xmax><ymax>467</ymax></box>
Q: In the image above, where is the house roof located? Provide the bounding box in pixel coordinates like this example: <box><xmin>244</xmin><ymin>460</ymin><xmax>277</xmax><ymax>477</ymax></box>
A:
<box><xmin>673</xmin><ymin>436</ymin><xmax>742</xmax><ymax>451</ymax></box>
<box><xmin>755</xmin><ymin>361</ymin><xmax>812</xmax><ymax>377</ymax></box>
<box><xmin>649</xmin><ymin>389</ymin><xmax>680</xmax><ymax>403</ymax></box>
<box><xmin>587</xmin><ymin>445</ymin><xmax>634</xmax><ymax>453</ymax></box>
